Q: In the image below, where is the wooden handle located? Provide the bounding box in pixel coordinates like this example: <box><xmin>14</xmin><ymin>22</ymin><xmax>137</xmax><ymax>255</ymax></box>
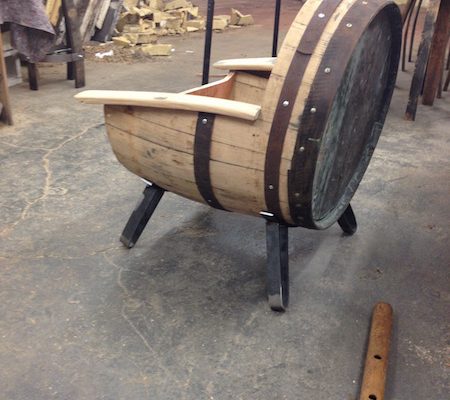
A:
<box><xmin>359</xmin><ymin>302</ymin><xmax>393</xmax><ymax>400</ymax></box>
<box><xmin>75</xmin><ymin>90</ymin><xmax>261</xmax><ymax>121</ymax></box>
<box><xmin>213</xmin><ymin>57</ymin><xmax>276</xmax><ymax>72</ymax></box>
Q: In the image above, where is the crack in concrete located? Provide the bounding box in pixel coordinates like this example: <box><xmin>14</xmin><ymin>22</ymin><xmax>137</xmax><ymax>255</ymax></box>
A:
<box><xmin>0</xmin><ymin>140</ymin><xmax>51</xmax><ymax>151</ymax></box>
<box><xmin>0</xmin><ymin>123</ymin><xmax>104</xmax><ymax>238</ymax></box>
<box><xmin>0</xmin><ymin>244</ymin><xmax>124</xmax><ymax>262</ymax></box>
<box><xmin>102</xmin><ymin>252</ymin><xmax>184</xmax><ymax>388</ymax></box>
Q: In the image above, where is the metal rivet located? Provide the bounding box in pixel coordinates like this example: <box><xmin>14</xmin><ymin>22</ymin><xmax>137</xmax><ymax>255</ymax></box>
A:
<box><xmin>202</xmin><ymin>118</ymin><xmax>208</xmax><ymax>124</ymax></box>
<box><xmin>295</xmin><ymin>193</ymin><xmax>300</xmax><ymax>198</ymax></box>
<box><xmin>282</xmin><ymin>100</ymin><xmax>290</xmax><ymax>107</ymax></box>
<box><xmin>207</xmin><ymin>199</ymin><xmax>212</xmax><ymax>203</ymax></box>
<box><xmin>346</xmin><ymin>23</ymin><xmax>353</xmax><ymax>28</ymax></box>
<box><xmin>324</xmin><ymin>67</ymin><xmax>331</xmax><ymax>74</ymax></box>
<box><xmin>269</xmin><ymin>185</ymin><xmax>274</xmax><ymax>190</ymax></box>
<box><xmin>362</xmin><ymin>1</ymin><xmax>368</xmax><ymax>4</ymax></box>
<box><xmin>318</xmin><ymin>13</ymin><xmax>325</xmax><ymax>18</ymax></box>
<box><xmin>310</xmin><ymin>107</ymin><xmax>317</xmax><ymax>114</ymax></box>
<box><xmin>299</xmin><ymin>146</ymin><xmax>305</xmax><ymax>152</ymax></box>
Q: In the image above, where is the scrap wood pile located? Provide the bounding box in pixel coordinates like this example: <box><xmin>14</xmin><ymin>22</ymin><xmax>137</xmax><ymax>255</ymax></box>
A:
<box><xmin>45</xmin><ymin>0</ymin><xmax>254</xmax><ymax>59</ymax></box>
<box><xmin>112</xmin><ymin>0</ymin><xmax>254</xmax><ymax>55</ymax></box>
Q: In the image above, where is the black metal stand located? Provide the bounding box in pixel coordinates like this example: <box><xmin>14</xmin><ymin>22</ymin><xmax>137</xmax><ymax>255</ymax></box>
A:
<box><xmin>266</xmin><ymin>221</ymin><xmax>289</xmax><ymax>311</ymax></box>
<box><xmin>117</xmin><ymin>1</ymin><xmax>360</xmax><ymax>312</ymax></box>
<box><xmin>272</xmin><ymin>0</ymin><xmax>282</xmax><ymax>57</ymax></box>
<box><xmin>120</xmin><ymin>183</ymin><xmax>165</xmax><ymax>249</ymax></box>
<box><xmin>263</xmin><ymin>204</ymin><xmax>357</xmax><ymax>312</ymax></box>
<box><xmin>338</xmin><ymin>204</ymin><xmax>358</xmax><ymax>235</ymax></box>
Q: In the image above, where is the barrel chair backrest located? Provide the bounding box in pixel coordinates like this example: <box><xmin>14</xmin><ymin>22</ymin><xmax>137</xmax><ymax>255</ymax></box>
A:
<box><xmin>261</xmin><ymin>0</ymin><xmax>402</xmax><ymax>228</ymax></box>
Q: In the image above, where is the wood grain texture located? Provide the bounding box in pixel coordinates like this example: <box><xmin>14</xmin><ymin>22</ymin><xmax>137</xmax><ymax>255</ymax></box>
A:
<box><xmin>183</xmin><ymin>73</ymin><xmax>236</xmax><ymax>99</ymax></box>
<box><xmin>359</xmin><ymin>303</ymin><xmax>393</xmax><ymax>400</ymax></box>
<box><xmin>77</xmin><ymin>90</ymin><xmax>261</xmax><ymax>121</ymax></box>
<box><xmin>78</xmin><ymin>0</ymin><xmax>401</xmax><ymax>225</ymax></box>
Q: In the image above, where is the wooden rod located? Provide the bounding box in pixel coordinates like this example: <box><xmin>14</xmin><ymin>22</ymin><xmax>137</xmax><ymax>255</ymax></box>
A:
<box><xmin>359</xmin><ymin>303</ymin><xmax>393</xmax><ymax>400</ymax></box>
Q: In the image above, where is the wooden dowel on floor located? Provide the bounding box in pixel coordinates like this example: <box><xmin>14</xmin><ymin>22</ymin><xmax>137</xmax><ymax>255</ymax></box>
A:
<box><xmin>359</xmin><ymin>303</ymin><xmax>393</xmax><ymax>400</ymax></box>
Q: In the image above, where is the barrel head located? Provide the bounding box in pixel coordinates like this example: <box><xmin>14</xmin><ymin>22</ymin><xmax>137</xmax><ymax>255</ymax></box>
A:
<box><xmin>289</xmin><ymin>4</ymin><xmax>402</xmax><ymax>229</ymax></box>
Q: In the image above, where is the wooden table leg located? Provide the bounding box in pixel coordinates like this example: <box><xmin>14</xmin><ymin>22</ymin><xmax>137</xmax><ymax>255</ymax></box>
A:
<box><xmin>405</xmin><ymin>0</ymin><xmax>441</xmax><ymax>120</ymax></box>
<box><xmin>62</xmin><ymin>0</ymin><xmax>85</xmax><ymax>88</ymax></box>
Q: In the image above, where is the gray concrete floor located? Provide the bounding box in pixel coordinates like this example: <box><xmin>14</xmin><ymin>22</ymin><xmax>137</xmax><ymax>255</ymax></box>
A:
<box><xmin>1</xmin><ymin>19</ymin><xmax>449</xmax><ymax>400</ymax></box>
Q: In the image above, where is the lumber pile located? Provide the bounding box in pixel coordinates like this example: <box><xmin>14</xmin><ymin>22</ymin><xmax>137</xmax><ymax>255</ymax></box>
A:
<box><xmin>44</xmin><ymin>0</ymin><xmax>254</xmax><ymax>57</ymax></box>
<box><xmin>103</xmin><ymin>1</ymin><xmax>254</xmax><ymax>56</ymax></box>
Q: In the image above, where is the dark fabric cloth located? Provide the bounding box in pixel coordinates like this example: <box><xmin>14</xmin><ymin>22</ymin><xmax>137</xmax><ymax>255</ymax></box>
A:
<box><xmin>0</xmin><ymin>0</ymin><xmax>55</xmax><ymax>62</ymax></box>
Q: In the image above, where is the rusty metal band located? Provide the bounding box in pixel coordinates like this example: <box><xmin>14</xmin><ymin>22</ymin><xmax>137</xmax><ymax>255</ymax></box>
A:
<box><xmin>288</xmin><ymin>1</ymin><xmax>402</xmax><ymax>228</ymax></box>
<box><xmin>264</xmin><ymin>0</ymin><xmax>342</xmax><ymax>223</ymax></box>
<box><xmin>194</xmin><ymin>112</ymin><xmax>227</xmax><ymax>210</ymax></box>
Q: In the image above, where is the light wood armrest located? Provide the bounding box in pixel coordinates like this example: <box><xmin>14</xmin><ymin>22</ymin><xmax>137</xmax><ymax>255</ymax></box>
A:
<box><xmin>213</xmin><ymin>57</ymin><xmax>276</xmax><ymax>72</ymax></box>
<box><xmin>75</xmin><ymin>90</ymin><xmax>261</xmax><ymax>121</ymax></box>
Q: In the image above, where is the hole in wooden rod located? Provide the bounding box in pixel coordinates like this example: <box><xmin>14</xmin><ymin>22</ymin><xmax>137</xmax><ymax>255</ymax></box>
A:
<box><xmin>374</xmin><ymin>355</ymin><xmax>382</xmax><ymax>360</ymax></box>
<box><xmin>368</xmin><ymin>395</ymin><xmax>377</xmax><ymax>400</ymax></box>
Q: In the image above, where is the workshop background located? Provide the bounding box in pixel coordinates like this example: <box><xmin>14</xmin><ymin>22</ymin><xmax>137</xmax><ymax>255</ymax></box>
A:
<box><xmin>0</xmin><ymin>0</ymin><xmax>449</xmax><ymax>399</ymax></box>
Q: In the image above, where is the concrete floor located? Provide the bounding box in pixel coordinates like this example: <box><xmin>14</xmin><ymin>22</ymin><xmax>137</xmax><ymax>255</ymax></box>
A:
<box><xmin>1</xmin><ymin>9</ymin><xmax>449</xmax><ymax>400</ymax></box>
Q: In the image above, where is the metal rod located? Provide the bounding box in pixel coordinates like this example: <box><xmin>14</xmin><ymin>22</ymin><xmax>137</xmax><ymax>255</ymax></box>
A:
<box><xmin>202</xmin><ymin>0</ymin><xmax>215</xmax><ymax>85</ymax></box>
<box><xmin>272</xmin><ymin>0</ymin><xmax>282</xmax><ymax>57</ymax></box>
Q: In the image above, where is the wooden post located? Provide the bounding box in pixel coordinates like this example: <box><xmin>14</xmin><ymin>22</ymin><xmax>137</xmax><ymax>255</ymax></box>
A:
<box><xmin>405</xmin><ymin>0</ymin><xmax>441</xmax><ymax>121</ymax></box>
<box><xmin>0</xmin><ymin>31</ymin><xmax>13</xmax><ymax>125</ymax></box>
<box><xmin>359</xmin><ymin>303</ymin><xmax>393</xmax><ymax>400</ymax></box>
<box><xmin>422</xmin><ymin>0</ymin><xmax>450</xmax><ymax>105</ymax></box>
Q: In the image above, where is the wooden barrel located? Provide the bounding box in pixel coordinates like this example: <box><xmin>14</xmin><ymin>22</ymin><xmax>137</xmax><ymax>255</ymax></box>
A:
<box><xmin>97</xmin><ymin>0</ymin><xmax>402</xmax><ymax>229</ymax></box>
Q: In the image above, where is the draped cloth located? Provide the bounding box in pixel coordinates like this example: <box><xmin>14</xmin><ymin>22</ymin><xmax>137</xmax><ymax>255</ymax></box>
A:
<box><xmin>0</xmin><ymin>0</ymin><xmax>55</xmax><ymax>62</ymax></box>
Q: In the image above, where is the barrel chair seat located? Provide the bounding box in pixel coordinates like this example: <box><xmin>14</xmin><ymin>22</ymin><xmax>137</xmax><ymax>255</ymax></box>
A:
<box><xmin>76</xmin><ymin>0</ymin><xmax>402</xmax><ymax>310</ymax></box>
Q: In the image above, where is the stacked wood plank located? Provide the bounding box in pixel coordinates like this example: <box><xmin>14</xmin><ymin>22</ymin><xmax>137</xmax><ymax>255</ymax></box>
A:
<box><xmin>45</xmin><ymin>0</ymin><xmax>254</xmax><ymax>57</ymax></box>
<box><xmin>109</xmin><ymin>1</ymin><xmax>254</xmax><ymax>55</ymax></box>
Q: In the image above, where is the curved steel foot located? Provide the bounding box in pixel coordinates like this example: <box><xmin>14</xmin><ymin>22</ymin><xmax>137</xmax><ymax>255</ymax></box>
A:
<box><xmin>266</xmin><ymin>221</ymin><xmax>289</xmax><ymax>312</ymax></box>
<box><xmin>338</xmin><ymin>204</ymin><xmax>357</xmax><ymax>235</ymax></box>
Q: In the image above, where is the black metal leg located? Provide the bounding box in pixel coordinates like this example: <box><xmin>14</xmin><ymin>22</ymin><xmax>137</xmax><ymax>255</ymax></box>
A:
<box><xmin>266</xmin><ymin>221</ymin><xmax>289</xmax><ymax>312</ymax></box>
<box><xmin>202</xmin><ymin>0</ymin><xmax>215</xmax><ymax>85</ymax></box>
<box><xmin>120</xmin><ymin>184</ymin><xmax>165</xmax><ymax>248</ymax></box>
<box><xmin>338</xmin><ymin>204</ymin><xmax>357</xmax><ymax>235</ymax></box>
<box><xmin>272</xmin><ymin>0</ymin><xmax>282</xmax><ymax>57</ymax></box>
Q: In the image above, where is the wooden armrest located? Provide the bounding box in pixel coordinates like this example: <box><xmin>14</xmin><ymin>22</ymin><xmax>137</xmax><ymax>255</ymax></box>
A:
<box><xmin>75</xmin><ymin>90</ymin><xmax>261</xmax><ymax>121</ymax></box>
<box><xmin>213</xmin><ymin>57</ymin><xmax>276</xmax><ymax>72</ymax></box>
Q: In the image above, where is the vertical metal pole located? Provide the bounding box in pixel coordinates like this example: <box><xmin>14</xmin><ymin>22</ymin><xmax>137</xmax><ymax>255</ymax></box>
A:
<box><xmin>266</xmin><ymin>221</ymin><xmax>289</xmax><ymax>312</ymax></box>
<box><xmin>272</xmin><ymin>0</ymin><xmax>282</xmax><ymax>57</ymax></box>
<box><xmin>202</xmin><ymin>0</ymin><xmax>215</xmax><ymax>84</ymax></box>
